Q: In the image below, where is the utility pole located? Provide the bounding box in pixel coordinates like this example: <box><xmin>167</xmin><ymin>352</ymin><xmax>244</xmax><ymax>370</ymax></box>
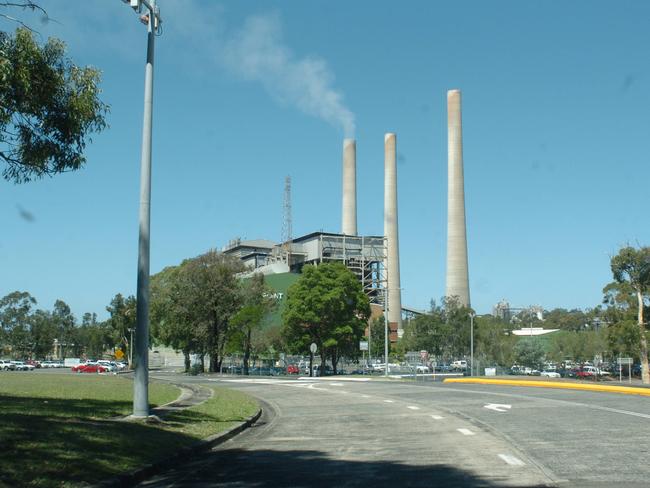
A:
<box><xmin>122</xmin><ymin>0</ymin><xmax>162</xmax><ymax>418</ymax></box>
<box><xmin>469</xmin><ymin>312</ymin><xmax>475</xmax><ymax>376</ymax></box>
<box><xmin>384</xmin><ymin>288</ymin><xmax>389</xmax><ymax>378</ymax></box>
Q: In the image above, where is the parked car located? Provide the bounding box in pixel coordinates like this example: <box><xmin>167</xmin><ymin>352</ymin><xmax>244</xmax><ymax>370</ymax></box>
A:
<box><xmin>286</xmin><ymin>364</ymin><xmax>300</xmax><ymax>374</ymax></box>
<box><xmin>416</xmin><ymin>365</ymin><xmax>430</xmax><ymax>373</ymax></box>
<box><xmin>25</xmin><ymin>359</ymin><xmax>41</xmax><ymax>368</ymax></box>
<box><xmin>11</xmin><ymin>361</ymin><xmax>35</xmax><ymax>371</ymax></box>
<box><xmin>0</xmin><ymin>359</ymin><xmax>16</xmax><ymax>371</ymax></box>
<box><xmin>451</xmin><ymin>360</ymin><xmax>468</xmax><ymax>371</ymax></box>
<box><xmin>97</xmin><ymin>360</ymin><xmax>117</xmax><ymax>372</ymax></box>
<box><xmin>541</xmin><ymin>370</ymin><xmax>561</xmax><ymax>378</ymax></box>
<box><xmin>73</xmin><ymin>363</ymin><xmax>109</xmax><ymax>374</ymax></box>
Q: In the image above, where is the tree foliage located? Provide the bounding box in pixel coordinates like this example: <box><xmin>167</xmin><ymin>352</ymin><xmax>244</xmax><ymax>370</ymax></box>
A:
<box><xmin>610</xmin><ymin>246</ymin><xmax>650</xmax><ymax>383</ymax></box>
<box><xmin>283</xmin><ymin>263</ymin><xmax>370</xmax><ymax>373</ymax></box>
<box><xmin>230</xmin><ymin>273</ymin><xmax>276</xmax><ymax>375</ymax></box>
<box><xmin>150</xmin><ymin>251</ymin><xmax>245</xmax><ymax>372</ymax></box>
<box><xmin>0</xmin><ymin>27</ymin><xmax>108</xmax><ymax>182</ymax></box>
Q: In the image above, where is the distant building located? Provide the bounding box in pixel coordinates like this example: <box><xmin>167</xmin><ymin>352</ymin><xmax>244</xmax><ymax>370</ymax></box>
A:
<box><xmin>492</xmin><ymin>299</ymin><xmax>511</xmax><ymax>322</ymax></box>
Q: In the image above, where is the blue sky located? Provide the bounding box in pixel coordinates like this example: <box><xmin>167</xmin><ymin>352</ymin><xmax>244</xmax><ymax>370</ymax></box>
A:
<box><xmin>2</xmin><ymin>0</ymin><xmax>650</xmax><ymax>321</ymax></box>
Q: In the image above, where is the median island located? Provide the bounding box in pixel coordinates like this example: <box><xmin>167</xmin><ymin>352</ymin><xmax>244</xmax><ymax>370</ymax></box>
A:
<box><xmin>0</xmin><ymin>374</ymin><xmax>258</xmax><ymax>487</ymax></box>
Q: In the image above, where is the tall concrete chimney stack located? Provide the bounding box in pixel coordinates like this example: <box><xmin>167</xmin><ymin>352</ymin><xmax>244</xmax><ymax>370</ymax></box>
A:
<box><xmin>446</xmin><ymin>89</ymin><xmax>471</xmax><ymax>307</ymax></box>
<box><xmin>384</xmin><ymin>133</ymin><xmax>403</xmax><ymax>338</ymax></box>
<box><xmin>342</xmin><ymin>139</ymin><xmax>357</xmax><ymax>235</ymax></box>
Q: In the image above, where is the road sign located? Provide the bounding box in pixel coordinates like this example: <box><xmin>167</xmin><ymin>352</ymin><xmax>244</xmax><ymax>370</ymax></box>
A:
<box><xmin>359</xmin><ymin>341</ymin><xmax>369</xmax><ymax>351</ymax></box>
<box><xmin>617</xmin><ymin>357</ymin><xmax>633</xmax><ymax>365</ymax></box>
<box><xmin>406</xmin><ymin>351</ymin><xmax>421</xmax><ymax>364</ymax></box>
<box><xmin>310</xmin><ymin>343</ymin><xmax>317</xmax><ymax>354</ymax></box>
<box><xmin>115</xmin><ymin>349</ymin><xmax>124</xmax><ymax>360</ymax></box>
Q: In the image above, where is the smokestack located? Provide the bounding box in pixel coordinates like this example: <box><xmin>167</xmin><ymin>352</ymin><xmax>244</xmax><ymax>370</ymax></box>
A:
<box><xmin>384</xmin><ymin>133</ymin><xmax>403</xmax><ymax>338</ymax></box>
<box><xmin>446</xmin><ymin>89</ymin><xmax>471</xmax><ymax>307</ymax></box>
<box><xmin>342</xmin><ymin>139</ymin><xmax>357</xmax><ymax>235</ymax></box>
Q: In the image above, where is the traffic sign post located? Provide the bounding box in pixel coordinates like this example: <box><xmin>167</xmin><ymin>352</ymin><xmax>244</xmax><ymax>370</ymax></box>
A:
<box><xmin>309</xmin><ymin>343</ymin><xmax>317</xmax><ymax>377</ymax></box>
<box><xmin>618</xmin><ymin>357</ymin><xmax>633</xmax><ymax>383</ymax></box>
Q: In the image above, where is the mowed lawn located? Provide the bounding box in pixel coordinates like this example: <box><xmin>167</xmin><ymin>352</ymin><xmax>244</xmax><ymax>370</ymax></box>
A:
<box><xmin>0</xmin><ymin>373</ymin><xmax>258</xmax><ymax>487</ymax></box>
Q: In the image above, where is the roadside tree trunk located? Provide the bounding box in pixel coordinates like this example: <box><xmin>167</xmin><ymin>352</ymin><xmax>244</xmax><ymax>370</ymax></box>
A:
<box><xmin>243</xmin><ymin>328</ymin><xmax>251</xmax><ymax>375</ymax></box>
<box><xmin>183</xmin><ymin>350</ymin><xmax>190</xmax><ymax>373</ymax></box>
<box><xmin>331</xmin><ymin>348</ymin><xmax>338</xmax><ymax>375</ymax></box>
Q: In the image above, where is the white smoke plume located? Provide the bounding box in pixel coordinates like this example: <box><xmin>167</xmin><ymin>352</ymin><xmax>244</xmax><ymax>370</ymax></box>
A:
<box><xmin>221</xmin><ymin>13</ymin><xmax>355</xmax><ymax>137</ymax></box>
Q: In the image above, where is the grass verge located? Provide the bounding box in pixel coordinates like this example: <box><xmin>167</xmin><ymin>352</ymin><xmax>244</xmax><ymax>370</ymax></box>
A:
<box><xmin>0</xmin><ymin>374</ymin><xmax>258</xmax><ymax>487</ymax></box>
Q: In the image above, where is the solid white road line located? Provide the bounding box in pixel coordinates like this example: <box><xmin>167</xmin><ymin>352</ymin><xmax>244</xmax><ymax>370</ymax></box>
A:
<box><xmin>431</xmin><ymin>415</ymin><xmax>444</xmax><ymax>420</ymax></box>
<box><xmin>457</xmin><ymin>428</ymin><xmax>475</xmax><ymax>436</ymax></box>
<box><xmin>498</xmin><ymin>454</ymin><xmax>525</xmax><ymax>466</ymax></box>
<box><xmin>407</xmin><ymin>406</ymin><xmax>420</xmax><ymax>410</ymax></box>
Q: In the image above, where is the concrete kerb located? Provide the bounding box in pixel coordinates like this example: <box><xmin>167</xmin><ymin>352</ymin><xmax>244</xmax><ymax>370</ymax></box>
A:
<box><xmin>94</xmin><ymin>407</ymin><xmax>262</xmax><ymax>488</ymax></box>
<box><xmin>95</xmin><ymin>380</ymin><xmax>261</xmax><ymax>487</ymax></box>
<box><xmin>444</xmin><ymin>377</ymin><xmax>650</xmax><ymax>397</ymax></box>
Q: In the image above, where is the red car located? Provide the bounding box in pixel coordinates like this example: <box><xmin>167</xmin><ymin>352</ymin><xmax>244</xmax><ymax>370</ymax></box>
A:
<box><xmin>71</xmin><ymin>363</ymin><xmax>108</xmax><ymax>373</ymax></box>
<box><xmin>286</xmin><ymin>364</ymin><xmax>300</xmax><ymax>374</ymax></box>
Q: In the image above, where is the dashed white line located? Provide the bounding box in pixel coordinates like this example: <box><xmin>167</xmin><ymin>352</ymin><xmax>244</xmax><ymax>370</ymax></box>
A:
<box><xmin>407</xmin><ymin>406</ymin><xmax>420</xmax><ymax>410</ymax></box>
<box><xmin>431</xmin><ymin>415</ymin><xmax>444</xmax><ymax>420</ymax></box>
<box><xmin>498</xmin><ymin>454</ymin><xmax>525</xmax><ymax>466</ymax></box>
<box><xmin>383</xmin><ymin>399</ymin><xmax>394</xmax><ymax>403</ymax></box>
<box><xmin>457</xmin><ymin>428</ymin><xmax>475</xmax><ymax>436</ymax></box>
<box><xmin>361</xmin><ymin>394</ymin><xmax>371</xmax><ymax>398</ymax></box>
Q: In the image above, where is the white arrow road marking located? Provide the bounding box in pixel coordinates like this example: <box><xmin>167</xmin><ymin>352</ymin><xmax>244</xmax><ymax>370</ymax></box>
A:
<box><xmin>498</xmin><ymin>454</ymin><xmax>525</xmax><ymax>466</ymax></box>
<box><xmin>431</xmin><ymin>415</ymin><xmax>444</xmax><ymax>420</ymax></box>
<box><xmin>407</xmin><ymin>406</ymin><xmax>420</xmax><ymax>410</ymax></box>
<box><xmin>457</xmin><ymin>428</ymin><xmax>475</xmax><ymax>436</ymax></box>
<box><xmin>484</xmin><ymin>403</ymin><xmax>512</xmax><ymax>412</ymax></box>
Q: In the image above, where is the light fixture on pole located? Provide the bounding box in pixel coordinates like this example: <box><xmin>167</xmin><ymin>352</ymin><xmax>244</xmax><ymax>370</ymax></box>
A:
<box><xmin>384</xmin><ymin>288</ymin><xmax>389</xmax><ymax>378</ymax></box>
<box><xmin>469</xmin><ymin>312</ymin><xmax>476</xmax><ymax>376</ymax></box>
<box><xmin>121</xmin><ymin>0</ymin><xmax>162</xmax><ymax>419</ymax></box>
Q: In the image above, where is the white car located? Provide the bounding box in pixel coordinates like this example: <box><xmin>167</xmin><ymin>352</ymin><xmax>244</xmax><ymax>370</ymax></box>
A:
<box><xmin>11</xmin><ymin>361</ymin><xmax>35</xmax><ymax>371</ymax></box>
<box><xmin>451</xmin><ymin>360</ymin><xmax>468</xmax><ymax>370</ymax></box>
<box><xmin>415</xmin><ymin>365</ymin><xmax>430</xmax><ymax>373</ymax></box>
<box><xmin>97</xmin><ymin>360</ymin><xmax>117</xmax><ymax>372</ymax></box>
<box><xmin>541</xmin><ymin>370</ymin><xmax>560</xmax><ymax>378</ymax></box>
<box><xmin>0</xmin><ymin>360</ymin><xmax>15</xmax><ymax>370</ymax></box>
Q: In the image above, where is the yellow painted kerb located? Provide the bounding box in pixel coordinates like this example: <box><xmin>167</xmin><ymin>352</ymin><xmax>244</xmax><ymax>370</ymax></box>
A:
<box><xmin>443</xmin><ymin>378</ymin><xmax>650</xmax><ymax>397</ymax></box>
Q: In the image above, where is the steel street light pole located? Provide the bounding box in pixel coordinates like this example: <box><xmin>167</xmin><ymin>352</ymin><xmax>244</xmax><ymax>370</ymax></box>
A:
<box><xmin>469</xmin><ymin>312</ymin><xmax>475</xmax><ymax>376</ymax></box>
<box><xmin>384</xmin><ymin>290</ymin><xmax>389</xmax><ymax>378</ymax></box>
<box><xmin>122</xmin><ymin>0</ymin><xmax>162</xmax><ymax>418</ymax></box>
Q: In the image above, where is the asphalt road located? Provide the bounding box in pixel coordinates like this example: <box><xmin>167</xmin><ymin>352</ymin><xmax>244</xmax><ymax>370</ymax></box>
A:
<box><xmin>133</xmin><ymin>374</ymin><xmax>650</xmax><ymax>487</ymax></box>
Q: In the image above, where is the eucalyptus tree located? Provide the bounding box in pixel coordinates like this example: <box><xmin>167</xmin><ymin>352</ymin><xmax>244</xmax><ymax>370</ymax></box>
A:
<box><xmin>230</xmin><ymin>273</ymin><xmax>276</xmax><ymax>375</ymax></box>
<box><xmin>610</xmin><ymin>246</ymin><xmax>650</xmax><ymax>383</ymax></box>
<box><xmin>0</xmin><ymin>28</ymin><xmax>108</xmax><ymax>182</ymax></box>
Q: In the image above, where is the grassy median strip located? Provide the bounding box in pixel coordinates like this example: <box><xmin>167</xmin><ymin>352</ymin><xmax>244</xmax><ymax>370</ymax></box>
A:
<box><xmin>0</xmin><ymin>374</ymin><xmax>258</xmax><ymax>487</ymax></box>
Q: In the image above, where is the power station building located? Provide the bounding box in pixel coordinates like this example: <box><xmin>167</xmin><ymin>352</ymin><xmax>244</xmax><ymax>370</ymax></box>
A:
<box><xmin>223</xmin><ymin>232</ymin><xmax>388</xmax><ymax>309</ymax></box>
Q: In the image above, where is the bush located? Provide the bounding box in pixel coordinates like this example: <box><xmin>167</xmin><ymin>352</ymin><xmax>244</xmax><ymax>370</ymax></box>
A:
<box><xmin>188</xmin><ymin>363</ymin><xmax>203</xmax><ymax>376</ymax></box>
